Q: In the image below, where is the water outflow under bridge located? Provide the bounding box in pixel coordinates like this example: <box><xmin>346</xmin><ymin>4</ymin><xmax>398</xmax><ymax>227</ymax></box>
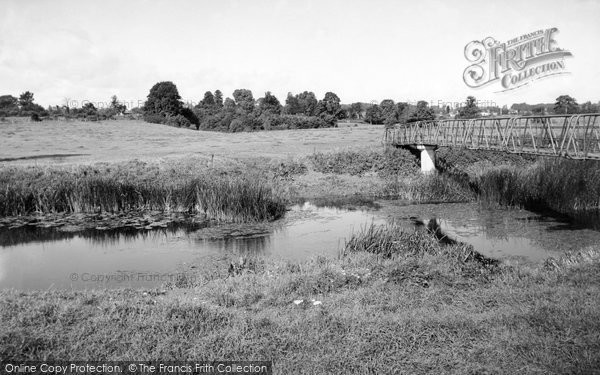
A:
<box><xmin>383</xmin><ymin>113</ymin><xmax>600</xmax><ymax>172</ymax></box>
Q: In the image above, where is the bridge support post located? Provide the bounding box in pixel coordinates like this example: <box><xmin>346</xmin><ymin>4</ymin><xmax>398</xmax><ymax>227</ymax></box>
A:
<box><xmin>416</xmin><ymin>144</ymin><xmax>437</xmax><ymax>174</ymax></box>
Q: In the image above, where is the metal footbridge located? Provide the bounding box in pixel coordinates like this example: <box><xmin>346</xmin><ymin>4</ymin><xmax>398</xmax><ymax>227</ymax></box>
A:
<box><xmin>384</xmin><ymin>114</ymin><xmax>600</xmax><ymax>160</ymax></box>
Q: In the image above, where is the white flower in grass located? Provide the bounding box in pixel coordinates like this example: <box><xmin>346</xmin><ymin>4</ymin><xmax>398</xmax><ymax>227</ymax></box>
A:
<box><xmin>313</xmin><ymin>300</ymin><xmax>322</xmax><ymax>306</ymax></box>
<box><xmin>293</xmin><ymin>299</ymin><xmax>304</xmax><ymax>305</ymax></box>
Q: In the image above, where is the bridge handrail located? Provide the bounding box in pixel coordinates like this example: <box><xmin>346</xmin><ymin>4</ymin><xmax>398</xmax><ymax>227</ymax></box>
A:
<box><xmin>384</xmin><ymin>113</ymin><xmax>600</xmax><ymax>160</ymax></box>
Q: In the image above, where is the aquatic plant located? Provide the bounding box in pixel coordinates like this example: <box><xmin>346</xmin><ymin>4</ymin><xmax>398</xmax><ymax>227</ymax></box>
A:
<box><xmin>0</xmin><ymin>161</ymin><xmax>286</xmax><ymax>222</ymax></box>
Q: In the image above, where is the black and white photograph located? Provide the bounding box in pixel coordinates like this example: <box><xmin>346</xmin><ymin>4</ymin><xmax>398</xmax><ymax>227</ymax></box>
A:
<box><xmin>1</xmin><ymin>0</ymin><xmax>599</xmax><ymax>373</ymax></box>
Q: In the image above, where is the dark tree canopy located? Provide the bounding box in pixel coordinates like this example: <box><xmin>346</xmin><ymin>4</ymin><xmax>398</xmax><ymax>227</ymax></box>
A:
<box><xmin>365</xmin><ymin>104</ymin><xmax>384</xmax><ymax>124</ymax></box>
<box><xmin>457</xmin><ymin>96</ymin><xmax>481</xmax><ymax>119</ymax></box>
<box><xmin>19</xmin><ymin>91</ymin><xmax>34</xmax><ymax>108</ymax></box>
<box><xmin>256</xmin><ymin>91</ymin><xmax>282</xmax><ymax>117</ymax></box>
<box><xmin>214</xmin><ymin>90</ymin><xmax>224</xmax><ymax>108</ymax></box>
<box><xmin>232</xmin><ymin>89</ymin><xmax>255</xmax><ymax>113</ymax></box>
<box><xmin>143</xmin><ymin>81</ymin><xmax>183</xmax><ymax>117</ymax></box>
<box><xmin>408</xmin><ymin>100</ymin><xmax>435</xmax><ymax>122</ymax></box>
<box><xmin>554</xmin><ymin>95</ymin><xmax>579</xmax><ymax>114</ymax></box>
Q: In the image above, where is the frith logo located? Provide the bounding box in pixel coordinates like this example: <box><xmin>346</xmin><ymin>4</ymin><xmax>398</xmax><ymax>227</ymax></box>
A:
<box><xmin>463</xmin><ymin>28</ymin><xmax>573</xmax><ymax>92</ymax></box>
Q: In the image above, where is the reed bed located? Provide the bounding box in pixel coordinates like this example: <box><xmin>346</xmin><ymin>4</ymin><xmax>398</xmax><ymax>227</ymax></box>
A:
<box><xmin>0</xmin><ymin>161</ymin><xmax>286</xmax><ymax>222</ymax></box>
<box><xmin>473</xmin><ymin>158</ymin><xmax>600</xmax><ymax>214</ymax></box>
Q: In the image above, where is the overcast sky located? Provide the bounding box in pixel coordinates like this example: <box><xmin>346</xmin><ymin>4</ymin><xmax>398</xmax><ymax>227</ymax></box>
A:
<box><xmin>1</xmin><ymin>0</ymin><xmax>599</xmax><ymax>108</ymax></box>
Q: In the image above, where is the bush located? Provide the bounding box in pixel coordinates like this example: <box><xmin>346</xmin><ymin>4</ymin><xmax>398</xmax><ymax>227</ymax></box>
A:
<box><xmin>180</xmin><ymin>108</ymin><xmax>200</xmax><ymax>129</ymax></box>
<box><xmin>308</xmin><ymin>148</ymin><xmax>419</xmax><ymax>177</ymax></box>
<box><xmin>30</xmin><ymin>113</ymin><xmax>41</xmax><ymax>122</ymax></box>
<box><xmin>165</xmin><ymin>114</ymin><xmax>191</xmax><ymax>128</ymax></box>
<box><xmin>143</xmin><ymin>113</ymin><xmax>166</xmax><ymax>125</ymax></box>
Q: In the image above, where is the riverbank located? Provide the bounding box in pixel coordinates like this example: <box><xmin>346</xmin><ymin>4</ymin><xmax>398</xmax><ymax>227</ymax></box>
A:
<box><xmin>1</xmin><ymin>225</ymin><xmax>599</xmax><ymax>373</ymax></box>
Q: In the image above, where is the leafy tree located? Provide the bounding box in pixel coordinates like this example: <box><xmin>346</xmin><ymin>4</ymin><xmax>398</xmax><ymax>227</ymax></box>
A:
<box><xmin>580</xmin><ymin>101</ymin><xmax>599</xmax><ymax>114</ymax></box>
<box><xmin>256</xmin><ymin>91</ymin><xmax>282</xmax><ymax>117</ymax></box>
<box><xmin>284</xmin><ymin>92</ymin><xmax>301</xmax><ymax>115</ymax></box>
<box><xmin>380</xmin><ymin>99</ymin><xmax>398</xmax><ymax>125</ymax></box>
<box><xmin>318</xmin><ymin>92</ymin><xmax>343</xmax><ymax>118</ymax></box>
<box><xmin>457</xmin><ymin>96</ymin><xmax>481</xmax><ymax>119</ymax></box>
<box><xmin>19</xmin><ymin>91</ymin><xmax>35</xmax><ymax>108</ymax></box>
<box><xmin>296</xmin><ymin>91</ymin><xmax>318</xmax><ymax>116</ymax></box>
<box><xmin>224</xmin><ymin>97</ymin><xmax>236</xmax><ymax>110</ymax></box>
<box><xmin>395</xmin><ymin>102</ymin><xmax>409</xmax><ymax>123</ymax></box>
<box><xmin>232</xmin><ymin>89</ymin><xmax>255</xmax><ymax>113</ymax></box>
<box><xmin>180</xmin><ymin>107</ymin><xmax>200</xmax><ymax>129</ymax></box>
<box><xmin>408</xmin><ymin>100</ymin><xmax>435</xmax><ymax>122</ymax></box>
<box><xmin>554</xmin><ymin>95</ymin><xmax>579</xmax><ymax>114</ymax></box>
<box><xmin>82</xmin><ymin>103</ymin><xmax>98</xmax><ymax>116</ymax></box>
<box><xmin>201</xmin><ymin>91</ymin><xmax>215</xmax><ymax>107</ymax></box>
<box><xmin>110</xmin><ymin>95</ymin><xmax>127</xmax><ymax>114</ymax></box>
<box><xmin>0</xmin><ymin>95</ymin><xmax>19</xmax><ymax>116</ymax></box>
<box><xmin>214</xmin><ymin>90</ymin><xmax>224</xmax><ymax>108</ymax></box>
<box><xmin>349</xmin><ymin>102</ymin><xmax>363</xmax><ymax>119</ymax></box>
<box><xmin>365</xmin><ymin>104</ymin><xmax>384</xmax><ymax>124</ymax></box>
<box><xmin>143</xmin><ymin>81</ymin><xmax>183</xmax><ymax>117</ymax></box>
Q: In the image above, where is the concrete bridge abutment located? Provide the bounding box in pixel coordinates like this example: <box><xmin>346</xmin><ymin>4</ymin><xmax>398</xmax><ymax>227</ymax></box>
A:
<box><xmin>416</xmin><ymin>144</ymin><xmax>437</xmax><ymax>174</ymax></box>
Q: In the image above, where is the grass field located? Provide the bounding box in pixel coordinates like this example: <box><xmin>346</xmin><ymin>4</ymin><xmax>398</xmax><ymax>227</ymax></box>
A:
<box><xmin>0</xmin><ymin>119</ymin><xmax>384</xmax><ymax>164</ymax></box>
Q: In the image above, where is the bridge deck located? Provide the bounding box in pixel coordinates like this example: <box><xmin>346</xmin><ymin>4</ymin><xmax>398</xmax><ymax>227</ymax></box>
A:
<box><xmin>384</xmin><ymin>114</ymin><xmax>600</xmax><ymax>160</ymax></box>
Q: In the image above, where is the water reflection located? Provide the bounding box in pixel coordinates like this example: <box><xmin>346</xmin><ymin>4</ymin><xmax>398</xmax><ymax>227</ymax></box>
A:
<box><xmin>1</xmin><ymin>201</ymin><xmax>599</xmax><ymax>290</ymax></box>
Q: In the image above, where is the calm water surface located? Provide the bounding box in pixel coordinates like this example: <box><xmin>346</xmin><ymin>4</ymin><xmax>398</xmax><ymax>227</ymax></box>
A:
<box><xmin>1</xmin><ymin>201</ymin><xmax>598</xmax><ymax>290</ymax></box>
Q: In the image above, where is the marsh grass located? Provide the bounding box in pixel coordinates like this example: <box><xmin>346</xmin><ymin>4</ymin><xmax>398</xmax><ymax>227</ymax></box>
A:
<box><xmin>473</xmin><ymin>158</ymin><xmax>600</xmax><ymax>214</ymax></box>
<box><xmin>0</xmin><ymin>161</ymin><xmax>286</xmax><ymax>222</ymax></box>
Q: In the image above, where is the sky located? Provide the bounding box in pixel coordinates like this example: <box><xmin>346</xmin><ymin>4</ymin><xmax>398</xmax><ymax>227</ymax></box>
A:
<box><xmin>1</xmin><ymin>0</ymin><xmax>599</xmax><ymax>108</ymax></box>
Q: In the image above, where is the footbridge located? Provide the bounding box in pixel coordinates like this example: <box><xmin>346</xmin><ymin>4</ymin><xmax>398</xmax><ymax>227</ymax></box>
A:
<box><xmin>383</xmin><ymin>114</ymin><xmax>600</xmax><ymax>173</ymax></box>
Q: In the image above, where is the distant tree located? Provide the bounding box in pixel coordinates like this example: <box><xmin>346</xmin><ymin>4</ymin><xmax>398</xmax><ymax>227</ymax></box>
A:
<box><xmin>284</xmin><ymin>92</ymin><xmax>301</xmax><ymax>115</ymax></box>
<box><xmin>349</xmin><ymin>102</ymin><xmax>363</xmax><ymax>119</ymax></box>
<box><xmin>110</xmin><ymin>95</ymin><xmax>127</xmax><ymax>114</ymax></box>
<box><xmin>296</xmin><ymin>91</ymin><xmax>318</xmax><ymax>116</ymax></box>
<box><xmin>232</xmin><ymin>89</ymin><xmax>255</xmax><ymax>113</ymax></box>
<box><xmin>180</xmin><ymin>107</ymin><xmax>200</xmax><ymax>129</ymax></box>
<box><xmin>580</xmin><ymin>101</ymin><xmax>599</xmax><ymax>113</ymax></box>
<box><xmin>380</xmin><ymin>99</ymin><xmax>398</xmax><ymax>125</ymax></box>
<box><xmin>408</xmin><ymin>101</ymin><xmax>435</xmax><ymax>122</ymax></box>
<box><xmin>501</xmin><ymin>105</ymin><xmax>509</xmax><ymax>115</ymax></box>
<box><xmin>554</xmin><ymin>95</ymin><xmax>579</xmax><ymax>114</ymax></box>
<box><xmin>256</xmin><ymin>91</ymin><xmax>282</xmax><ymax>117</ymax></box>
<box><xmin>82</xmin><ymin>102</ymin><xmax>98</xmax><ymax>116</ymax></box>
<box><xmin>0</xmin><ymin>95</ymin><xmax>19</xmax><ymax>116</ymax></box>
<box><xmin>214</xmin><ymin>90</ymin><xmax>224</xmax><ymax>108</ymax></box>
<box><xmin>457</xmin><ymin>96</ymin><xmax>481</xmax><ymax>119</ymax></box>
<box><xmin>143</xmin><ymin>81</ymin><xmax>183</xmax><ymax>117</ymax></box>
<box><xmin>224</xmin><ymin>97</ymin><xmax>236</xmax><ymax>110</ymax></box>
<box><xmin>19</xmin><ymin>91</ymin><xmax>35</xmax><ymax>108</ymax></box>
<box><xmin>395</xmin><ymin>102</ymin><xmax>409</xmax><ymax>123</ymax></box>
<box><xmin>317</xmin><ymin>92</ymin><xmax>343</xmax><ymax>118</ymax></box>
<box><xmin>365</xmin><ymin>104</ymin><xmax>384</xmax><ymax>124</ymax></box>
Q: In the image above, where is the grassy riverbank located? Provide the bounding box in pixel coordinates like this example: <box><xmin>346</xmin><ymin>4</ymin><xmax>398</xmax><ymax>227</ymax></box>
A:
<box><xmin>437</xmin><ymin>148</ymin><xmax>600</xmax><ymax>220</ymax></box>
<box><xmin>1</xmin><ymin>225</ymin><xmax>598</xmax><ymax>373</ymax></box>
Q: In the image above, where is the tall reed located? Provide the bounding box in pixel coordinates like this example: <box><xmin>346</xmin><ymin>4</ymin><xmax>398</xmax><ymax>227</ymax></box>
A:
<box><xmin>0</xmin><ymin>162</ymin><xmax>286</xmax><ymax>222</ymax></box>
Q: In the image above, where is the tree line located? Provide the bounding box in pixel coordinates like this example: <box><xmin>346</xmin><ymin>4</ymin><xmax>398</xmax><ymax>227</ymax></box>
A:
<box><xmin>142</xmin><ymin>81</ymin><xmax>346</xmax><ymax>131</ymax></box>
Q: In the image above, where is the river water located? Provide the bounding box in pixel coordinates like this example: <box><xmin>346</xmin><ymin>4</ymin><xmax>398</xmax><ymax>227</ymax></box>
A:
<box><xmin>1</xmin><ymin>201</ymin><xmax>599</xmax><ymax>290</ymax></box>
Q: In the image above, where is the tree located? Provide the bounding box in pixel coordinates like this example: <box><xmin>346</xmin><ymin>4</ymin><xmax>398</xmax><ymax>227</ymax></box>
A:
<box><xmin>284</xmin><ymin>92</ymin><xmax>301</xmax><ymax>115</ymax></box>
<box><xmin>256</xmin><ymin>91</ymin><xmax>282</xmax><ymax>117</ymax></box>
<box><xmin>365</xmin><ymin>104</ymin><xmax>384</xmax><ymax>124</ymax></box>
<box><xmin>82</xmin><ymin>102</ymin><xmax>98</xmax><ymax>116</ymax></box>
<box><xmin>0</xmin><ymin>95</ymin><xmax>19</xmax><ymax>116</ymax></box>
<box><xmin>201</xmin><ymin>91</ymin><xmax>215</xmax><ymax>107</ymax></box>
<box><xmin>110</xmin><ymin>95</ymin><xmax>127</xmax><ymax>114</ymax></box>
<box><xmin>380</xmin><ymin>99</ymin><xmax>398</xmax><ymax>125</ymax></box>
<box><xmin>408</xmin><ymin>101</ymin><xmax>435</xmax><ymax>122</ymax></box>
<box><xmin>143</xmin><ymin>81</ymin><xmax>183</xmax><ymax>117</ymax></box>
<box><xmin>19</xmin><ymin>91</ymin><xmax>35</xmax><ymax>108</ymax></box>
<box><xmin>396</xmin><ymin>102</ymin><xmax>409</xmax><ymax>123</ymax></box>
<box><xmin>457</xmin><ymin>96</ymin><xmax>481</xmax><ymax>119</ymax></box>
<box><xmin>214</xmin><ymin>90</ymin><xmax>224</xmax><ymax>108</ymax></box>
<box><xmin>554</xmin><ymin>95</ymin><xmax>579</xmax><ymax>114</ymax></box>
<box><xmin>232</xmin><ymin>89</ymin><xmax>255</xmax><ymax>113</ymax></box>
<box><xmin>348</xmin><ymin>102</ymin><xmax>363</xmax><ymax>119</ymax></box>
<box><xmin>318</xmin><ymin>92</ymin><xmax>343</xmax><ymax>118</ymax></box>
<box><xmin>296</xmin><ymin>91</ymin><xmax>318</xmax><ymax>116</ymax></box>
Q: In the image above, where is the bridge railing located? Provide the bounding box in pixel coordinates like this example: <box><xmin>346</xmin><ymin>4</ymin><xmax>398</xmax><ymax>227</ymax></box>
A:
<box><xmin>384</xmin><ymin>114</ymin><xmax>600</xmax><ymax>160</ymax></box>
